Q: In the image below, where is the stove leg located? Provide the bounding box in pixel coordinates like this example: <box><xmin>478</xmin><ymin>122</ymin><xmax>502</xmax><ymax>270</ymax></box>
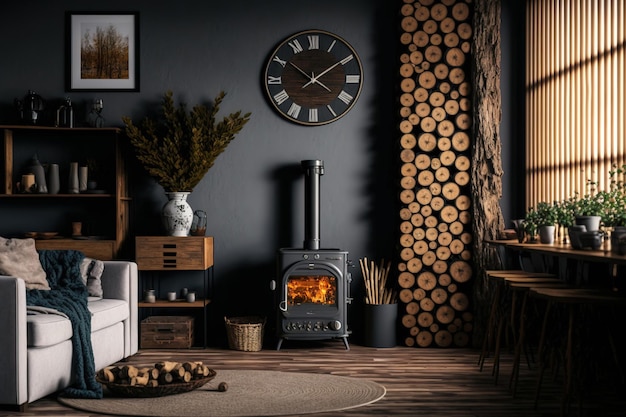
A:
<box><xmin>276</xmin><ymin>338</ymin><xmax>284</xmax><ymax>351</ymax></box>
<box><xmin>341</xmin><ymin>336</ymin><xmax>350</xmax><ymax>350</ymax></box>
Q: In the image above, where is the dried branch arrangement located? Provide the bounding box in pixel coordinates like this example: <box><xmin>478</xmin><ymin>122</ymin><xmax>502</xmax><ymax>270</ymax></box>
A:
<box><xmin>123</xmin><ymin>91</ymin><xmax>251</xmax><ymax>192</ymax></box>
<box><xmin>360</xmin><ymin>258</ymin><xmax>396</xmax><ymax>304</ymax></box>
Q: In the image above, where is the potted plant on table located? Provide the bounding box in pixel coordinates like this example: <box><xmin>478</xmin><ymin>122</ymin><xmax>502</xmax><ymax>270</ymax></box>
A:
<box><xmin>554</xmin><ymin>198</ymin><xmax>575</xmax><ymax>244</ymax></box>
<box><xmin>597</xmin><ymin>164</ymin><xmax>626</xmax><ymax>251</ymax></box>
<box><xmin>535</xmin><ymin>201</ymin><xmax>558</xmax><ymax>244</ymax></box>
<box><xmin>122</xmin><ymin>91</ymin><xmax>251</xmax><ymax>236</ymax></box>
<box><xmin>522</xmin><ymin>206</ymin><xmax>539</xmax><ymax>243</ymax></box>
<box><xmin>570</xmin><ymin>180</ymin><xmax>604</xmax><ymax>231</ymax></box>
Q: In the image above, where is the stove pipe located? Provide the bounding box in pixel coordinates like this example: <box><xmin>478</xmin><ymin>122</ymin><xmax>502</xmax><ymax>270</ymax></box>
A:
<box><xmin>301</xmin><ymin>159</ymin><xmax>324</xmax><ymax>250</ymax></box>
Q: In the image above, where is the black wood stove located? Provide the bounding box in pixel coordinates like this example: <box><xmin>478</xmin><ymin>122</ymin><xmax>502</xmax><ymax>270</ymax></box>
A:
<box><xmin>272</xmin><ymin>160</ymin><xmax>352</xmax><ymax>350</ymax></box>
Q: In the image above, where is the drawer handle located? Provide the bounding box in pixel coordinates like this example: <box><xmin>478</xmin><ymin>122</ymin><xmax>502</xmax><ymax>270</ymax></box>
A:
<box><xmin>162</xmin><ymin>252</ymin><xmax>177</xmax><ymax>257</ymax></box>
<box><xmin>155</xmin><ymin>328</ymin><xmax>175</xmax><ymax>333</ymax></box>
<box><xmin>154</xmin><ymin>337</ymin><xmax>176</xmax><ymax>343</ymax></box>
<box><xmin>163</xmin><ymin>244</ymin><xmax>177</xmax><ymax>249</ymax></box>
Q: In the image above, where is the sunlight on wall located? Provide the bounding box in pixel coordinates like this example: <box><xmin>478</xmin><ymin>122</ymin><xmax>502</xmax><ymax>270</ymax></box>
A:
<box><xmin>526</xmin><ymin>0</ymin><xmax>626</xmax><ymax>207</ymax></box>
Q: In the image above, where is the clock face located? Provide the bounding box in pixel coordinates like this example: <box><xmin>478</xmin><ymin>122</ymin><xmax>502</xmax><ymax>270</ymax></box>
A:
<box><xmin>264</xmin><ymin>30</ymin><xmax>363</xmax><ymax>126</ymax></box>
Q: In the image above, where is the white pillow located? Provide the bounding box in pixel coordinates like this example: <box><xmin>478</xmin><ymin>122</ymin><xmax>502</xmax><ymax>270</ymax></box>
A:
<box><xmin>0</xmin><ymin>237</ymin><xmax>49</xmax><ymax>290</ymax></box>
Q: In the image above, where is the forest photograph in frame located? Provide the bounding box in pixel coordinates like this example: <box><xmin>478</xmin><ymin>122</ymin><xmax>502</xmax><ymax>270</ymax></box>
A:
<box><xmin>66</xmin><ymin>12</ymin><xmax>139</xmax><ymax>91</ymax></box>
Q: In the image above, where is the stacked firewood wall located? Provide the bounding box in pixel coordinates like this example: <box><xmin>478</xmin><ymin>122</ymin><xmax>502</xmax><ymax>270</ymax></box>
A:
<box><xmin>397</xmin><ymin>0</ymin><xmax>474</xmax><ymax>347</ymax></box>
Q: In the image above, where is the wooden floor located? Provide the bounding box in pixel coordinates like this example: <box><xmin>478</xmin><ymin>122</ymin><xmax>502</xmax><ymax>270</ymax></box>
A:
<box><xmin>2</xmin><ymin>340</ymin><xmax>625</xmax><ymax>417</ymax></box>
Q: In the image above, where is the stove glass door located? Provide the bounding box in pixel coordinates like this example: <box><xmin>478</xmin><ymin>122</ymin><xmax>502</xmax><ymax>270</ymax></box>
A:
<box><xmin>286</xmin><ymin>274</ymin><xmax>337</xmax><ymax>306</ymax></box>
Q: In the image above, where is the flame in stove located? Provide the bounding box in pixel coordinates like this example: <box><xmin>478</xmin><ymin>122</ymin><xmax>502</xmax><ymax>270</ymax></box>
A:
<box><xmin>287</xmin><ymin>275</ymin><xmax>336</xmax><ymax>305</ymax></box>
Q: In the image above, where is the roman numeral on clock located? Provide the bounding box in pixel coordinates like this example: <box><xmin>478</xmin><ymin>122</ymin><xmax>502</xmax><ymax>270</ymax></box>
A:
<box><xmin>287</xmin><ymin>103</ymin><xmax>301</xmax><ymax>119</ymax></box>
<box><xmin>273</xmin><ymin>90</ymin><xmax>289</xmax><ymax>105</ymax></box>
<box><xmin>338</xmin><ymin>91</ymin><xmax>354</xmax><ymax>105</ymax></box>
<box><xmin>288</xmin><ymin>40</ymin><xmax>304</xmax><ymax>54</ymax></box>
<box><xmin>307</xmin><ymin>35</ymin><xmax>319</xmax><ymax>50</ymax></box>
<box><xmin>272</xmin><ymin>55</ymin><xmax>287</xmax><ymax>67</ymax></box>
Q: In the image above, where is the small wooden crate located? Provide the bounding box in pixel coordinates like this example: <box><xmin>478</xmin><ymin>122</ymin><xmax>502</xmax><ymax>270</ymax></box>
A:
<box><xmin>141</xmin><ymin>316</ymin><xmax>194</xmax><ymax>349</ymax></box>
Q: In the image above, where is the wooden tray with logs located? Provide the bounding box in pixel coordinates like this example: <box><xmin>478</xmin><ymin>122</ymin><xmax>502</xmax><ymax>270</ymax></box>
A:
<box><xmin>96</xmin><ymin>361</ymin><xmax>216</xmax><ymax>397</ymax></box>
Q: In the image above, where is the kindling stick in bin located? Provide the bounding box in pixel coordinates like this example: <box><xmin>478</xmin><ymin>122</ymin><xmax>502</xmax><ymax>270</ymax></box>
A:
<box><xmin>359</xmin><ymin>257</ymin><xmax>396</xmax><ymax>304</ymax></box>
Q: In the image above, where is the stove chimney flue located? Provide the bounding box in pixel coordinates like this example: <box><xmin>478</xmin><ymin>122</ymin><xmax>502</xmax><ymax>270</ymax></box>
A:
<box><xmin>301</xmin><ymin>159</ymin><xmax>324</xmax><ymax>250</ymax></box>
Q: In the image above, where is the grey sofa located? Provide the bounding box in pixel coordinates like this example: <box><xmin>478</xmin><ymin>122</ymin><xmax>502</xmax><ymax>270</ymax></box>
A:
<box><xmin>0</xmin><ymin>260</ymin><xmax>138</xmax><ymax>409</ymax></box>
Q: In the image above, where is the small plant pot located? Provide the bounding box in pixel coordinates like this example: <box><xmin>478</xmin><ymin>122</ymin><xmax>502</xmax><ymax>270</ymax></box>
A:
<box><xmin>575</xmin><ymin>215</ymin><xmax>601</xmax><ymax>232</ymax></box>
<box><xmin>568</xmin><ymin>225</ymin><xmax>586</xmax><ymax>249</ymax></box>
<box><xmin>538</xmin><ymin>225</ymin><xmax>555</xmax><ymax>244</ymax></box>
<box><xmin>578</xmin><ymin>231</ymin><xmax>603</xmax><ymax>250</ymax></box>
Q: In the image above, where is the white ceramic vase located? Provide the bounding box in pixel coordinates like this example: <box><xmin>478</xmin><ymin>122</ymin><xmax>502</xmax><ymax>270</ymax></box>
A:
<box><xmin>162</xmin><ymin>192</ymin><xmax>193</xmax><ymax>236</ymax></box>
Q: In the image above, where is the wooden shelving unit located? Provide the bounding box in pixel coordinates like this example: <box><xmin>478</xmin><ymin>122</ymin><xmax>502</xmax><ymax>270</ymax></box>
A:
<box><xmin>0</xmin><ymin>125</ymin><xmax>131</xmax><ymax>260</ymax></box>
<box><xmin>135</xmin><ymin>236</ymin><xmax>214</xmax><ymax>347</ymax></box>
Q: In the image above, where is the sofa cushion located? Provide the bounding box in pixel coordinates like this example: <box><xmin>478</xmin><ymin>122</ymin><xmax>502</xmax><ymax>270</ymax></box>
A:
<box><xmin>26</xmin><ymin>299</ymin><xmax>128</xmax><ymax>348</ymax></box>
<box><xmin>27</xmin><ymin>313</ymin><xmax>72</xmax><ymax>347</ymax></box>
<box><xmin>0</xmin><ymin>237</ymin><xmax>49</xmax><ymax>290</ymax></box>
<box><xmin>89</xmin><ymin>298</ymin><xmax>129</xmax><ymax>333</ymax></box>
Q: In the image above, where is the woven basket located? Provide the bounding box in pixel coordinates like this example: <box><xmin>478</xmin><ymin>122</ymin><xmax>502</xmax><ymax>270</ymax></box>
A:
<box><xmin>224</xmin><ymin>316</ymin><xmax>265</xmax><ymax>351</ymax></box>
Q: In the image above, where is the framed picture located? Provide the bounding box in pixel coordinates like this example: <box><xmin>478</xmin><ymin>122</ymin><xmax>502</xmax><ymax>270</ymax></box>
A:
<box><xmin>66</xmin><ymin>12</ymin><xmax>139</xmax><ymax>91</ymax></box>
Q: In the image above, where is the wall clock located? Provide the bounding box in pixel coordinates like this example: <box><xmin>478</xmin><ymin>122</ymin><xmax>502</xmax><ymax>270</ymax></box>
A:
<box><xmin>264</xmin><ymin>29</ymin><xmax>364</xmax><ymax>126</ymax></box>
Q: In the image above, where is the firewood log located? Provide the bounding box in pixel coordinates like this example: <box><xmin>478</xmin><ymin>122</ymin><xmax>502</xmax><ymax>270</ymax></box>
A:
<box><xmin>171</xmin><ymin>364</ymin><xmax>187</xmax><ymax>379</ymax></box>
<box><xmin>119</xmin><ymin>365</ymin><xmax>139</xmax><ymax>380</ymax></box>
<box><xmin>158</xmin><ymin>372</ymin><xmax>174</xmax><ymax>385</ymax></box>
<box><xmin>97</xmin><ymin>367</ymin><xmax>116</xmax><ymax>383</ymax></box>
<box><xmin>182</xmin><ymin>371</ymin><xmax>192</xmax><ymax>383</ymax></box>
<box><xmin>139</xmin><ymin>367</ymin><xmax>160</xmax><ymax>380</ymax></box>
<box><xmin>183</xmin><ymin>361</ymin><xmax>198</xmax><ymax>373</ymax></box>
<box><xmin>155</xmin><ymin>361</ymin><xmax>178</xmax><ymax>373</ymax></box>
<box><xmin>131</xmin><ymin>372</ymin><xmax>150</xmax><ymax>386</ymax></box>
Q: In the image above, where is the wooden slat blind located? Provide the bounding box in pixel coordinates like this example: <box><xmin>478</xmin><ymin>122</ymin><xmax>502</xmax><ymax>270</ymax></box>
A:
<box><xmin>526</xmin><ymin>0</ymin><xmax>626</xmax><ymax>208</ymax></box>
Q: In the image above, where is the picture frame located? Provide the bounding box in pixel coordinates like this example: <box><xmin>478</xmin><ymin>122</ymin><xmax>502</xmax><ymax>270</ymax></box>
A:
<box><xmin>66</xmin><ymin>12</ymin><xmax>139</xmax><ymax>92</ymax></box>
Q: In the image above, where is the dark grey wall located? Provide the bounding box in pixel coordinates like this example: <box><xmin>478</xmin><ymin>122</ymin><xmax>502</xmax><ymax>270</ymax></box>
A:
<box><xmin>500</xmin><ymin>0</ymin><xmax>526</xmax><ymax>225</ymax></box>
<box><xmin>1</xmin><ymin>0</ymin><xmax>398</xmax><ymax>345</ymax></box>
<box><xmin>1</xmin><ymin>1</ymin><xmax>523</xmax><ymax>347</ymax></box>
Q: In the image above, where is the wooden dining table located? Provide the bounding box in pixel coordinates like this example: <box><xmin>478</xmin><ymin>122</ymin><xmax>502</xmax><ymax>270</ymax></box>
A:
<box><xmin>485</xmin><ymin>238</ymin><xmax>626</xmax><ymax>288</ymax></box>
<box><xmin>485</xmin><ymin>238</ymin><xmax>626</xmax><ymax>415</ymax></box>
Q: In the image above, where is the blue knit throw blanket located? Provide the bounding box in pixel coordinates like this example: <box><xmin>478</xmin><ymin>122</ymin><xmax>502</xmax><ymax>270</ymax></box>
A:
<box><xmin>26</xmin><ymin>250</ymin><xmax>103</xmax><ymax>399</ymax></box>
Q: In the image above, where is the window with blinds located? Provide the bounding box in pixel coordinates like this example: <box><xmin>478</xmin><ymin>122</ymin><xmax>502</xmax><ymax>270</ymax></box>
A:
<box><xmin>526</xmin><ymin>0</ymin><xmax>626</xmax><ymax>208</ymax></box>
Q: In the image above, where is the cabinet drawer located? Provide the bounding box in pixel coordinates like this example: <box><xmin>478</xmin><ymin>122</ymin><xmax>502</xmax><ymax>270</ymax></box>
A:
<box><xmin>136</xmin><ymin>236</ymin><xmax>213</xmax><ymax>270</ymax></box>
<box><xmin>141</xmin><ymin>315</ymin><xmax>194</xmax><ymax>349</ymax></box>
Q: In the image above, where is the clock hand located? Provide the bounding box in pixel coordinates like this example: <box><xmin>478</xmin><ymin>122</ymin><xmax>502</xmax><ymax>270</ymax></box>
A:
<box><xmin>289</xmin><ymin>62</ymin><xmax>331</xmax><ymax>92</ymax></box>
<box><xmin>289</xmin><ymin>62</ymin><xmax>313</xmax><ymax>81</ymax></box>
<box><xmin>307</xmin><ymin>72</ymin><xmax>331</xmax><ymax>92</ymax></box>
<box><xmin>302</xmin><ymin>60</ymin><xmax>342</xmax><ymax>89</ymax></box>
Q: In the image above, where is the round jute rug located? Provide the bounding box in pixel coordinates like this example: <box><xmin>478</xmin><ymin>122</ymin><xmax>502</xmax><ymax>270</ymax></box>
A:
<box><xmin>59</xmin><ymin>369</ymin><xmax>386</xmax><ymax>417</ymax></box>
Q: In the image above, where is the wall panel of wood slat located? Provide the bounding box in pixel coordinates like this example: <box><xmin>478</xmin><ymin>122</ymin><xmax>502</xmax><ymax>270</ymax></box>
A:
<box><xmin>526</xmin><ymin>0</ymin><xmax>626</xmax><ymax>208</ymax></box>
